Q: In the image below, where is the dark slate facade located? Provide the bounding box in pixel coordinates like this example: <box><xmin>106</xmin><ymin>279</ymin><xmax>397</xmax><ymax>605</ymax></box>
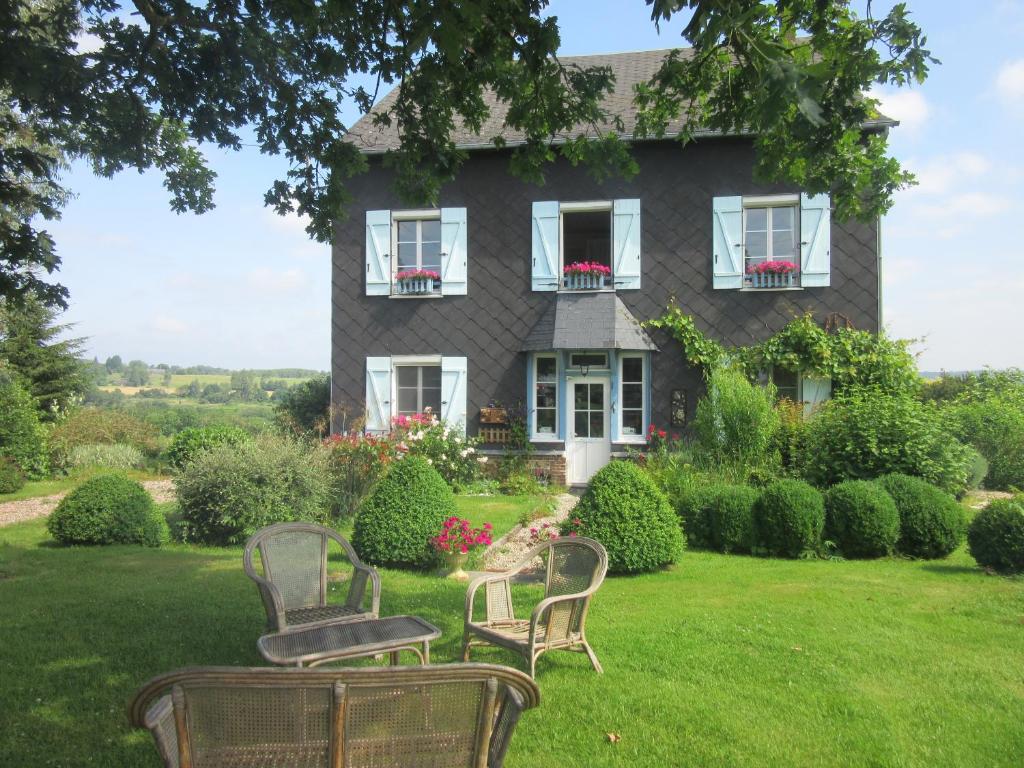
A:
<box><xmin>331</xmin><ymin>137</ymin><xmax>880</xmax><ymax>436</ymax></box>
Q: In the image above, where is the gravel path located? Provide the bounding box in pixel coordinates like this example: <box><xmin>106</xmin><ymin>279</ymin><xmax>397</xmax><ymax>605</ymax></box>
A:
<box><xmin>482</xmin><ymin>492</ymin><xmax>579</xmax><ymax>573</ymax></box>
<box><xmin>0</xmin><ymin>479</ymin><xmax>176</xmax><ymax>528</ymax></box>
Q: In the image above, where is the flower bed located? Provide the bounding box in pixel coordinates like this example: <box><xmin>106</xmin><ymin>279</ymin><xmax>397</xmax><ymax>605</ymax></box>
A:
<box><xmin>562</xmin><ymin>261</ymin><xmax>610</xmax><ymax>290</ymax></box>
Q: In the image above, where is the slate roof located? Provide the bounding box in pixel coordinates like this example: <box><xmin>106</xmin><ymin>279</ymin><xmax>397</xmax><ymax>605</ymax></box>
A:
<box><xmin>521</xmin><ymin>292</ymin><xmax>658</xmax><ymax>352</ymax></box>
<box><xmin>344</xmin><ymin>48</ymin><xmax>897</xmax><ymax>153</ymax></box>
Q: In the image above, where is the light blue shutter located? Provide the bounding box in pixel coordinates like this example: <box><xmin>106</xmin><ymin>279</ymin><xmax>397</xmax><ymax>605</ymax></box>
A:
<box><xmin>802</xmin><ymin>375</ymin><xmax>831</xmax><ymax>417</ymax></box>
<box><xmin>609</xmin><ymin>350</ymin><xmax>620</xmax><ymax>440</ymax></box>
<box><xmin>531</xmin><ymin>201</ymin><xmax>559</xmax><ymax>291</ymax></box>
<box><xmin>365</xmin><ymin>210</ymin><xmax>391</xmax><ymax>296</ymax></box>
<box><xmin>800</xmin><ymin>193</ymin><xmax>831</xmax><ymax>287</ymax></box>
<box><xmin>440</xmin><ymin>207</ymin><xmax>467</xmax><ymax>295</ymax></box>
<box><xmin>612</xmin><ymin>199</ymin><xmax>642</xmax><ymax>290</ymax></box>
<box><xmin>441</xmin><ymin>356</ymin><xmax>468</xmax><ymax>434</ymax></box>
<box><xmin>364</xmin><ymin>357</ymin><xmax>392</xmax><ymax>434</ymax></box>
<box><xmin>712</xmin><ymin>196</ymin><xmax>743</xmax><ymax>289</ymax></box>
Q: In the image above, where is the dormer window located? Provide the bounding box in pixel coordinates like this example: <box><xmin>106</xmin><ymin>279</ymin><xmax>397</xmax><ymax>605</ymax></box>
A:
<box><xmin>561</xmin><ymin>205</ymin><xmax>612</xmax><ymax>290</ymax></box>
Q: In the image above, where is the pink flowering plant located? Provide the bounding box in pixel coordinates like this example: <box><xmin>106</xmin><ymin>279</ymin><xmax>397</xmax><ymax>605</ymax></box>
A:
<box><xmin>745</xmin><ymin>260</ymin><xmax>798</xmax><ymax>275</ymax></box>
<box><xmin>563</xmin><ymin>261</ymin><xmax>612</xmax><ymax>277</ymax></box>
<box><xmin>389</xmin><ymin>409</ymin><xmax>481</xmax><ymax>487</ymax></box>
<box><xmin>431</xmin><ymin>516</ymin><xmax>493</xmax><ymax>555</ymax></box>
<box><xmin>395</xmin><ymin>268</ymin><xmax>441</xmax><ymax>281</ymax></box>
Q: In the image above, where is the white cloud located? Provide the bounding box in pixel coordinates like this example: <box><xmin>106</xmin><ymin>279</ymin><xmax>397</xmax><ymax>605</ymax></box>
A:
<box><xmin>245</xmin><ymin>267</ymin><xmax>309</xmax><ymax>294</ymax></box>
<box><xmin>74</xmin><ymin>32</ymin><xmax>104</xmax><ymax>54</ymax></box>
<box><xmin>904</xmin><ymin>152</ymin><xmax>992</xmax><ymax>197</ymax></box>
<box><xmin>912</xmin><ymin>192</ymin><xmax>1012</xmax><ymax>219</ymax></box>
<box><xmin>265</xmin><ymin>209</ymin><xmax>313</xmax><ymax>236</ymax></box>
<box><xmin>153</xmin><ymin>315</ymin><xmax>188</xmax><ymax>334</ymax></box>
<box><xmin>871</xmin><ymin>88</ymin><xmax>930</xmax><ymax>134</ymax></box>
<box><xmin>995</xmin><ymin>59</ymin><xmax>1024</xmax><ymax>105</ymax></box>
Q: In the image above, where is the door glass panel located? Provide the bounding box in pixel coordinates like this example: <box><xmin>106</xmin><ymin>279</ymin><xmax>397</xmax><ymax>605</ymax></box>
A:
<box><xmin>574</xmin><ymin>384</ymin><xmax>588</xmax><ymax>409</ymax></box>
<box><xmin>574</xmin><ymin>411</ymin><xmax>589</xmax><ymax>438</ymax></box>
<box><xmin>589</xmin><ymin>412</ymin><xmax>604</xmax><ymax>438</ymax></box>
<box><xmin>589</xmin><ymin>384</ymin><xmax>603</xmax><ymax>409</ymax></box>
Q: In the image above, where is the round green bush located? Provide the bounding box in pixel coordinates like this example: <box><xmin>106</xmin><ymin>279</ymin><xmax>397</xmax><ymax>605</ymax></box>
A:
<box><xmin>0</xmin><ymin>456</ymin><xmax>27</xmax><ymax>494</ymax></box>
<box><xmin>353</xmin><ymin>455</ymin><xmax>455</xmax><ymax>568</ymax></box>
<box><xmin>47</xmin><ymin>474</ymin><xmax>167</xmax><ymax>547</ymax></box>
<box><xmin>703</xmin><ymin>484</ymin><xmax>759</xmax><ymax>554</ymax></box>
<box><xmin>752</xmin><ymin>479</ymin><xmax>825</xmax><ymax>558</ymax></box>
<box><xmin>563</xmin><ymin>461</ymin><xmax>683</xmax><ymax>574</ymax></box>
<box><xmin>967</xmin><ymin>499</ymin><xmax>1024</xmax><ymax>574</ymax></box>
<box><xmin>823</xmin><ymin>480</ymin><xmax>900</xmax><ymax>558</ymax></box>
<box><xmin>176</xmin><ymin>435</ymin><xmax>331</xmax><ymax>545</ymax></box>
<box><xmin>166</xmin><ymin>425</ymin><xmax>251</xmax><ymax>469</ymax></box>
<box><xmin>876</xmin><ymin>474</ymin><xmax>965</xmax><ymax>559</ymax></box>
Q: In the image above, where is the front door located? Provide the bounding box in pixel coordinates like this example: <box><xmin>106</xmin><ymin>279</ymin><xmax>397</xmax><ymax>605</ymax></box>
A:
<box><xmin>567</xmin><ymin>377</ymin><xmax>611</xmax><ymax>485</ymax></box>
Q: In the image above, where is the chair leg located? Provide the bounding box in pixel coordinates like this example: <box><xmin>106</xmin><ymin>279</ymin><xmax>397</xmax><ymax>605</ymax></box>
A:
<box><xmin>461</xmin><ymin>631</ymin><xmax>471</xmax><ymax>662</ymax></box>
<box><xmin>582</xmin><ymin>642</ymin><xmax>603</xmax><ymax>674</ymax></box>
<box><xmin>528</xmin><ymin>652</ymin><xmax>536</xmax><ymax>679</ymax></box>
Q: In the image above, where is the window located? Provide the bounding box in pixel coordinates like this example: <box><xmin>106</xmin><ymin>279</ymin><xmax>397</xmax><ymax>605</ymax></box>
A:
<box><xmin>395</xmin><ymin>365</ymin><xmax>441</xmax><ymax>416</ymax></box>
<box><xmin>771</xmin><ymin>367</ymin><xmax>800</xmax><ymax>403</ymax></box>
<box><xmin>533</xmin><ymin>355</ymin><xmax>558</xmax><ymax>437</ymax></box>
<box><xmin>569</xmin><ymin>352</ymin><xmax>608</xmax><ymax>369</ymax></box>
<box><xmin>743</xmin><ymin>198</ymin><xmax>799</xmax><ymax>287</ymax></box>
<box><xmin>573</xmin><ymin>381</ymin><xmax>605</xmax><ymax>439</ymax></box>
<box><xmin>561</xmin><ymin>204</ymin><xmax>612</xmax><ymax>290</ymax></box>
<box><xmin>393</xmin><ymin>212</ymin><xmax>442</xmax><ymax>294</ymax></box>
<box><xmin>620</xmin><ymin>355</ymin><xmax>645</xmax><ymax>437</ymax></box>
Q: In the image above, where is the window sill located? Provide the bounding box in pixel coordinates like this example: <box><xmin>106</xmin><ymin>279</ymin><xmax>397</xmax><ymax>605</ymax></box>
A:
<box><xmin>739</xmin><ymin>287</ymin><xmax>804</xmax><ymax>293</ymax></box>
<box><xmin>530</xmin><ymin>436</ymin><xmax>561</xmax><ymax>443</ymax></box>
<box><xmin>388</xmin><ymin>293</ymin><xmax>444</xmax><ymax>300</ymax></box>
<box><xmin>557</xmin><ymin>288</ymin><xmax>616</xmax><ymax>294</ymax></box>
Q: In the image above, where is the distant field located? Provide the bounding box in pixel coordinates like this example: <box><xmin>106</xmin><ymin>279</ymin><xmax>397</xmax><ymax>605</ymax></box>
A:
<box><xmin>99</xmin><ymin>373</ymin><xmax>312</xmax><ymax>395</ymax></box>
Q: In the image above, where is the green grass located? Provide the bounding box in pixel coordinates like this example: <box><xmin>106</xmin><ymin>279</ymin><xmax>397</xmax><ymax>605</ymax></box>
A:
<box><xmin>454</xmin><ymin>494</ymin><xmax>541</xmax><ymax>541</ymax></box>
<box><xmin>0</xmin><ymin>469</ymin><xmax>166</xmax><ymax>503</ymax></box>
<box><xmin>1</xmin><ymin>514</ymin><xmax>1022</xmax><ymax>767</ymax></box>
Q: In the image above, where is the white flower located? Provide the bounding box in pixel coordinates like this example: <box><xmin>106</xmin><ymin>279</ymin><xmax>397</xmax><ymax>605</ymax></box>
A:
<box><xmin>425</xmin><ymin>458</ymin><xmax>432</xmax><ymax>464</ymax></box>
<box><xmin>460</xmin><ymin>448</ymin><xmax>470</xmax><ymax>458</ymax></box>
<box><xmin>411</xmin><ymin>431</ymin><xmax>424</xmax><ymax>441</ymax></box>
<box><xmin>443</xmin><ymin>428</ymin><xmax>450</xmax><ymax>438</ymax></box>
<box><xmin>477</xmin><ymin>456</ymin><xmax>488</xmax><ymax>464</ymax></box>
<box><xmin>466</xmin><ymin>447</ymin><xmax>475</xmax><ymax>454</ymax></box>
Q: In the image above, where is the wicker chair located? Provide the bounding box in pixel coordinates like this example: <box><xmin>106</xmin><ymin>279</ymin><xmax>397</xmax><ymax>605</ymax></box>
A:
<box><xmin>462</xmin><ymin>536</ymin><xmax>607</xmax><ymax>677</ymax></box>
<box><xmin>243</xmin><ymin>522</ymin><xmax>380</xmax><ymax>633</ymax></box>
<box><xmin>129</xmin><ymin>664</ymin><xmax>540</xmax><ymax>768</ymax></box>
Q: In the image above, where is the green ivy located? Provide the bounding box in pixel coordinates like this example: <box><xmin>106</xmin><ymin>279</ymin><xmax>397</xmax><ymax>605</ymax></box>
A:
<box><xmin>646</xmin><ymin>306</ymin><xmax>918</xmax><ymax>395</ymax></box>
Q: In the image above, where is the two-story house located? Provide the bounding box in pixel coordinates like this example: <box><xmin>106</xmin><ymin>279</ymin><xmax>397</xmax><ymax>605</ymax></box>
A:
<box><xmin>331</xmin><ymin>49</ymin><xmax>892</xmax><ymax>485</ymax></box>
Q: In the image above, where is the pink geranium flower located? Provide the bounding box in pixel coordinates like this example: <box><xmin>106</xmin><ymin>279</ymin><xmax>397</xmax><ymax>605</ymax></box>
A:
<box><xmin>396</xmin><ymin>268</ymin><xmax>441</xmax><ymax>281</ymax></box>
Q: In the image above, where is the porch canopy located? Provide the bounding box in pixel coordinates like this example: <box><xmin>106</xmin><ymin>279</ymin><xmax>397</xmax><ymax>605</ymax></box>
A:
<box><xmin>521</xmin><ymin>292</ymin><xmax>658</xmax><ymax>351</ymax></box>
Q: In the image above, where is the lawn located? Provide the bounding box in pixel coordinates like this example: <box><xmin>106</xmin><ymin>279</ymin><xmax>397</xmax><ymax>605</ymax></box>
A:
<box><xmin>1</xmin><ymin>512</ymin><xmax>1022</xmax><ymax>767</ymax></box>
<box><xmin>0</xmin><ymin>469</ymin><xmax>165</xmax><ymax>503</ymax></box>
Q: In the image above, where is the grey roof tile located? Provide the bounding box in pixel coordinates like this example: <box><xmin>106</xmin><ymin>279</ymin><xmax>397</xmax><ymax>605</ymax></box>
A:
<box><xmin>522</xmin><ymin>292</ymin><xmax>658</xmax><ymax>351</ymax></box>
<box><xmin>345</xmin><ymin>48</ymin><xmax>896</xmax><ymax>153</ymax></box>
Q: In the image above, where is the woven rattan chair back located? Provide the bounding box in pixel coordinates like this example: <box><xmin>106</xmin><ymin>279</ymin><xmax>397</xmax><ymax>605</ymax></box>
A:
<box><xmin>243</xmin><ymin>523</ymin><xmax>380</xmax><ymax>633</ymax></box>
<box><xmin>540</xmin><ymin>538</ymin><xmax>604</xmax><ymax>642</ymax></box>
<box><xmin>129</xmin><ymin>665</ymin><xmax>540</xmax><ymax>768</ymax></box>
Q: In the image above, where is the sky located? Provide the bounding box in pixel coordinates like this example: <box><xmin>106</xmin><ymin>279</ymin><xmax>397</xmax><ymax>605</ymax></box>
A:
<box><xmin>50</xmin><ymin>0</ymin><xmax>1024</xmax><ymax>371</ymax></box>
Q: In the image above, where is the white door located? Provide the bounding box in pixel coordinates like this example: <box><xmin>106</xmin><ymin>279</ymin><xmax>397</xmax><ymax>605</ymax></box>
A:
<box><xmin>567</xmin><ymin>377</ymin><xmax>612</xmax><ymax>485</ymax></box>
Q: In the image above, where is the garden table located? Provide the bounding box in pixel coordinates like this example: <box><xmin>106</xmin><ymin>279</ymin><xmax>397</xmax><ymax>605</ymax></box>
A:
<box><xmin>257</xmin><ymin>614</ymin><xmax>440</xmax><ymax>668</ymax></box>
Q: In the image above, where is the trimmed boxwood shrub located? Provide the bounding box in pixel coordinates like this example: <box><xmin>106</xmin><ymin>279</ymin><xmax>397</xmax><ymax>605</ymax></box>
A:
<box><xmin>967</xmin><ymin>499</ymin><xmax>1024</xmax><ymax>574</ymax></box>
<box><xmin>876</xmin><ymin>474</ymin><xmax>965</xmax><ymax>559</ymax></box>
<box><xmin>176</xmin><ymin>435</ymin><xmax>331</xmax><ymax>545</ymax></box>
<box><xmin>674</xmin><ymin>483</ymin><xmax>716</xmax><ymax>548</ymax></box>
<box><xmin>752</xmin><ymin>479</ymin><xmax>824</xmax><ymax>558</ymax></box>
<box><xmin>47</xmin><ymin>474</ymin><xmax>167</xmax><ymax>547</ymax></box>
<box><xmin>0</xmin><ymin>456</ymin><xmax>27</xmax><ymax>494</ymax></box>
<box><xmin>353</xmin><ymin>455</ymin><xmax>455</xmax><ymax>568</ymax></box>
<box><xmin>824</xmin><ymin>480</ymin><xmax>900</xmax><ymax>558</ymax></box>
<box><xmin>0</xmin><ymin>373</ymin><xmax>49</xmax><ymax>479</ymax></box>
<box><xmin>703</xmin><ymin>484</ymin><xmax>759</xmax><ymax>554</ymax></box>
<box><xmin>564</xmin><ymin>460</ymin><xmax>683</xmax><ymax>573</ymax></box>
<box><xmin>166</xmin><ymin>425</ymin><xmax>251</xmax><ymax>469</ymax></box>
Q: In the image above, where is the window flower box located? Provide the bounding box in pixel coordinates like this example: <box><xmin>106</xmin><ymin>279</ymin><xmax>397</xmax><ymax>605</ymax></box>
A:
<box><xmin>562</xmin><ymin>261</ymin><xmax>610</xmax><ymax>290</ymax></box>
<box><xmin>746</xmin><ymin>260</ymin><xmax>798</xmax><ymax>289</ymax></box>
<box><xmin>480</xmin><ymin>407</ymin><xmax>508</xmax><ymax>425</ymax></box>
<box><xmin>395</xmin><ymin>269</ymin><xmax>440</xmax><ymax>295</ymax></box>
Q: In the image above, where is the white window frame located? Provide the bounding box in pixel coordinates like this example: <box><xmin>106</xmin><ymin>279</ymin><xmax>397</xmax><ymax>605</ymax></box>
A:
<box><xmin>392</xmin><ymin>354</ymin><xmax>443</xmax><ymax>417</ymax></box>
<box><xmin>742</xmin><ymin>194</ymin><xmax>800</xmax><ymax>288</ymax></box>
<box><xmin>391</xmin><ymin>209</ymin><xmax>442</xmax><ymax>292</ymax></box>
<box><xmin>618</xmin><ymin>353</ymin><xmax>646</xmax><ymax>442</ymax></box>
<box><xmin>532</xmin><ymin>353</ymin><xmax>560</xmax><ymax>442</ymax></box>
<box><xmin>769</xmin><ymin>365</ymin><xmax>802</xmax><ymax>403</ymax></box>
<box><xmin>559</xmin><ymin>201</ymin><xmax>613</xmax><ymax>291</ymax></box>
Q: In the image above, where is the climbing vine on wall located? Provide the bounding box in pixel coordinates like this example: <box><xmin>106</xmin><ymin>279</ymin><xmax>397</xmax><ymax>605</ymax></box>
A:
<box><xmin>646</xmin><ymin>305</ymin><xmax>920</xmax><ymax>394</ymax></box>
